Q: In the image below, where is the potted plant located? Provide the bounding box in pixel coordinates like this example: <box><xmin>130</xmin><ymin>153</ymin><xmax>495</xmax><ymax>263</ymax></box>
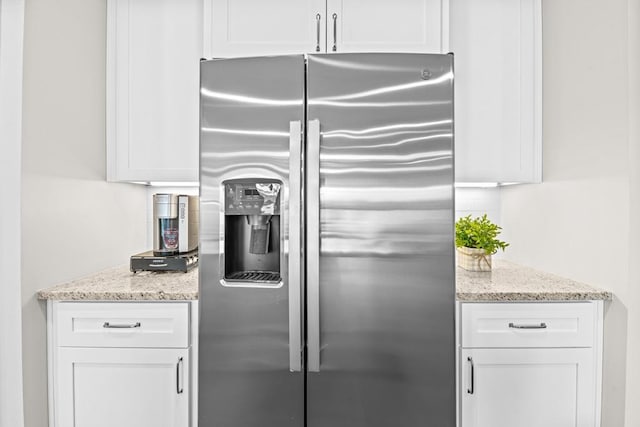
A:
<box><xmin>455</xmin><ymin>214</ymin><xmax>508</xmax><ymax>271</ymax></box>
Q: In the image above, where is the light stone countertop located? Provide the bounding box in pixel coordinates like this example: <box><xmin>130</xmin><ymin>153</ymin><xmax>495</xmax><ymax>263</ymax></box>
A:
<box><xmin>37</xmin><ymin>266</ymin><xmax>198</xmax><ymax>301</ymax></box>
<box><xmin>457</xmin><ymin>259</ymin><xmax>612</xmax><ymax>301</ymax></box>
<box><xmin>37</xmin><ymin>259</ymin><xmax>611</xmax><ymax>302</ymax></box>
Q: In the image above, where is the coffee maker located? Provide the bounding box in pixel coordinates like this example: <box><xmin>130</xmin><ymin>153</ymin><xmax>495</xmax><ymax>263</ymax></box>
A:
<box><xmin>130</xmin><ymin>194</ymin><xmax>199</xmax><ymax>273</ymax></box>
<box><xmin>221</xmin><ymin>179</ymin><xmax>282</xmax><ymax>284</ymax></box>
<box><xmin>153</xmin><ymin>193</ymin><xmax>199</xmax><ymax>256</ymax></box>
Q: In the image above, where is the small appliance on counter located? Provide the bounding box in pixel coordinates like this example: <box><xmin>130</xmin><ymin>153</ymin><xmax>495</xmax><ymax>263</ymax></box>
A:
<box><xmin>130</xmin><ymin>193</ymin><xmax>200</xmax><ymax>273</ymax></box>
<box><xmin>153</xmin><ymin>193</ymin><xmax>199</xmax><ymax>255</ymax></box>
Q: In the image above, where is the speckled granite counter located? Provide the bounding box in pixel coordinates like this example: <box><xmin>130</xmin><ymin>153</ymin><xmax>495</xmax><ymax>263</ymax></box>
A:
<box><xmin>37</xmin><ymin>266</ymin><xmax>198</xmax><ymax>301</ymax></box>
<box><xmin>457</xmin><ymin>260</ymin><xmax>612</xmax><ymax>302</ymax></box>
<box><xmin>37</xmin><ymin>260</ymin><xmax>611</xmax><ymax>302</ymax></box>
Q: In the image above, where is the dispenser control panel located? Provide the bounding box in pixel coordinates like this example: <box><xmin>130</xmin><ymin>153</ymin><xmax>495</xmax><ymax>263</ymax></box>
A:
<box><xmin>224</xmin><ymin>181</ymin><xmax>281</xmax><ymax>215</ymax></box>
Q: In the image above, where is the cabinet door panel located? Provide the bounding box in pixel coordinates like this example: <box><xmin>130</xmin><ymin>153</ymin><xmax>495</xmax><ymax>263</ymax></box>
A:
<box><xmin>56</xmin><ymin>348</ymin><xmax>189</xmax><ymax>427</ymax></box>
<box><xmin>327</xmin><ymin>0</ymin><xmax>446</xmax><ymax>53</ymax></box>
<box><xmin>461</xmin><ymin>348</ymin><xmax>596</xmax><ymax>427</ymax></box>
<box><xmin>107</xmin><ymin>0</ymin><xmax>202</xmax><ymax>182</ymax></box>
<box><xmin>208</xmin><ymin>0</ymin><xmax>326</xmax><ymax>57</ymax></box>
<box><xmin>451</xmin><ymin>0</ymin><xmax>541</xmax><ymax>183</ymax></box>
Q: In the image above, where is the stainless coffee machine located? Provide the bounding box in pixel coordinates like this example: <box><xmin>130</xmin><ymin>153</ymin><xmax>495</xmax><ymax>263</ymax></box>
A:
<box><xmin>131</xmin><ymin>194</ymin><xmax>200</xmax><ymax>273</ymax></box>
<box><xmin>221</xmin><ymin>179</ymin><xmax>282</xmax><ymax>284</ymax></box>
<box><xmin>153</xmin><ymin>193</ymin><xmax>199</xmax><ymax>256</ymax></box>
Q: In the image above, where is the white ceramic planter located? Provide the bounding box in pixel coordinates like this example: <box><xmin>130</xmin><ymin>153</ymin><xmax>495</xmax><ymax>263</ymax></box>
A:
<box><xmin>456</xmin><ymin>246</ymin><xmax>492</xmax><ymax>271</ymax></box>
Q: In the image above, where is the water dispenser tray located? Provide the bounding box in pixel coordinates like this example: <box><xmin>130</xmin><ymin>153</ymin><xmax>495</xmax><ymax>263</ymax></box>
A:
<box><xmin>226</xmin><ymin>271</ymin><xmax>281</xmax><ymax>283</ymax></box>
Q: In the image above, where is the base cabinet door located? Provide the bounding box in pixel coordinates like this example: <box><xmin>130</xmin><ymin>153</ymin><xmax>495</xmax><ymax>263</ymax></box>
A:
<box><xmin>460</xmin><ymin>348</ymin><xmax>596</xmax><ymax>427</ymax></box>
<box><xmin>56</xmin><ymin>347</ymin><xmax>189</xmax><ymax>427</ymax></box>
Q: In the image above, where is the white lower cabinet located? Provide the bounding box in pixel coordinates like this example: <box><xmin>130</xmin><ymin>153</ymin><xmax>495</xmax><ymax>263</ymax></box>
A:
<box><xmin>458</xmin><ymin>302</ymin><xmax>603</xmax><ymax>427</ymax></box>
<box><xmin>461</xmin><ymin>348</ymin><xmax>595</xmax><ymax>427</ymax></box>
<box><xmin>56</xmin><ymin>348</ymin><xmax>189</xmax><ymax>427</ymax></box>
<box><xmin>47</xmin><ymin>301</ymin><xmax>197</xmax><ymax>427</ymax></box>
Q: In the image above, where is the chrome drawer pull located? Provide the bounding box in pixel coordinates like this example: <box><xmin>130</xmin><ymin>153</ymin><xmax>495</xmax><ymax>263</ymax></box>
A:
<box><xmin>103</xmin><ymin>322</ymin><xmax>141</xmax><ymax>329</ymax></box>
<box><xmin>508</xmin><ymin>322</ymin><xmax>547</xmax><ymax>329</ymax></box>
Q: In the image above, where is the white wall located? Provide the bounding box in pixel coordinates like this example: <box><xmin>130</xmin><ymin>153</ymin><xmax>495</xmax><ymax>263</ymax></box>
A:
<box><xmin>624</xmin><ymin>2</ymin><xmax>640</xmax><ymax>426</ymax></box>
<box><xmin>0</xmin><ymin>1</ymin><xmax>25</xmax><ymax>426</ymax></box>
<box><xmin>500</xmin><ymin>0</ymin><xmax>637</xmax><ymax>425</ymax></box>
<box><xmin>20</xmin><ymin>0</ymin><xmax>148</xmax><ymax>426</ymax></box>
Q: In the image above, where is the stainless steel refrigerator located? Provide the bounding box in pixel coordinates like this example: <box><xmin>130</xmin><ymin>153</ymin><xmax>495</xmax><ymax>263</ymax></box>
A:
<box><xmin>199</xmin><ymin>53</ymin><xmax>455</xmax><ymax>427</ymax></box>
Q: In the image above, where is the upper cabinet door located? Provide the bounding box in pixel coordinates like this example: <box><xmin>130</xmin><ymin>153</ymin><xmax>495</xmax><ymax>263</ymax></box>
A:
<box><xmin>451</xmin><ymin>0</ymin><xmax>542</xmax><ymax>183</ymax></box>
<box><xmin>206</xmin><ymin>0</ymin><xmax>326</xmax><ymax>57</ymax></box>
<box><xmin>326</xmin><ymin>0</ymin><xmax>448</xmax><ymax>53</ymax></box>
<box><xmin>107</xmin><ymin>0</ymin><xmax>203</xmax><ymax>182</ymax></box>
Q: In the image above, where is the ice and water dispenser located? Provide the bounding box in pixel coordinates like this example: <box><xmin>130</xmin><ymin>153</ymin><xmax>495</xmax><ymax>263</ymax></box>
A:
<box><xmin>222</xmin><ymin>179</ymin><xmax>282</xmax><ymax>285</ymax></box>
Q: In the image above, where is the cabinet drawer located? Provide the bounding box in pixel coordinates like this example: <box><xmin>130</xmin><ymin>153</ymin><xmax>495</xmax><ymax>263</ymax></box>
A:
<box><xmin>461</xmin><ymin>302</ymin><xmax>595</xmax><ymax>348</ymax></box>
<box><xmin>55</xmin><ymin>302</ymin><xmax>189</xmax><ymax>348</ymax></box>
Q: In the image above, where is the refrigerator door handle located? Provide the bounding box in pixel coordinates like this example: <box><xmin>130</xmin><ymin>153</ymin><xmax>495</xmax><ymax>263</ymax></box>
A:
<box><xmin>307</xmin><ymin>119</ymin><xmax>321</xmax><ymax>373</ymax></box>
<box><xmin>288</xmin><ymin>121</ymin><xmax>303</xmax><ymax>373</ymax></box>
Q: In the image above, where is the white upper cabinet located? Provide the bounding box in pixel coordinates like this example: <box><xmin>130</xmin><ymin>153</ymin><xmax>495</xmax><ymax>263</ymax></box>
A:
<box><xmin>327</xmin><ymin>0</ymin><xmax>448</xmax><ymax>53</ymax></box>
<box><xmin>207</xmin><ymin>0</ymin><xmax>448</xmax><ymax>57</ymax></box>
<box><xmin>107</xmin><ymin>0</ymin><xmax>203</xmax><ymax>182</ymax></box>
<box><xmin>451</xmin><ymin>0</ymin><xmax>542</xmax><ymax>183</ymax></box>
<box><xmin>106</xmin><ymin>0</ymin><xmax>540</xmax><ymax>184</ymax></box>
<box><xmin>206</xmin><ymin>0</ymin><xmax>326</xmax><ymax>57</ymax></box>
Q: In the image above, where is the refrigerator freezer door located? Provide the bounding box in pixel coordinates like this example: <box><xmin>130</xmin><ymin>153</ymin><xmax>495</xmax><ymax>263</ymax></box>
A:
<box><xmin>306</xmin><ymin>53</ymin><xmax>456</xmax><ymax>427</ymax></box>
<box><xmin>199</xmin><ymin>55</ymin><xmax>305</xmax><ymax>427</ymax></box>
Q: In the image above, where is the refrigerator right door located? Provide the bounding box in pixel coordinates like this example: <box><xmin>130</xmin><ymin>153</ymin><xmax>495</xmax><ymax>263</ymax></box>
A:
<box><xmin>306</xmin><ymin>53</ymin><xmax>455</xmax><ymax>427</ymax></box>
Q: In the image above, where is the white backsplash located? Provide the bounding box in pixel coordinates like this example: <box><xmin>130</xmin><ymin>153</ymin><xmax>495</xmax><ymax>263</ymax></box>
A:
<box><xmin>143</xmin><ymin>185</ymin><xmax>501</xmax><ymax>253</ymax></box>
<box><xmin>455</xmin><ymin>187</ymin><xmax>503</xmax><ymax>258</ymax></box>
<box><xmin>455</xmin><ymin>187</ymin><xmax>501</xmax><ymax>223</ymax></box>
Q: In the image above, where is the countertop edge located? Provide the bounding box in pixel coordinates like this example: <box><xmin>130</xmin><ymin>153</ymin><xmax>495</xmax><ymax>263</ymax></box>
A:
<box><xmin>456</xmin><ymin>291</ymin><xmax>612</xmax><ymax>302</ymax></box>
<box><xmin>37</xmin><ymin>291</ymin><xmax>199</xmax><ymax>301</ymax></box>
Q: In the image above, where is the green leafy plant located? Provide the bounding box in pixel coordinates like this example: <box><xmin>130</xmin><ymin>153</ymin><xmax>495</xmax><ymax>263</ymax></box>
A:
<box><xmin>455</xmin><ymin>214</ymin><xmax>509</xmax><ymax>255</ymax></box>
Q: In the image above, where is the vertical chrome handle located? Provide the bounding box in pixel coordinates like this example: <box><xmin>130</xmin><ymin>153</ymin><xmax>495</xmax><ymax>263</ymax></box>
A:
<box><xmin>176</xmin><ymin>357</ymin><xmax>184</xmax><ymax>394</ymax></box>
<box><xmin>288</xmin><ymin>121</ymin><xmax>303</xmax><ymax>373</ymax></box>
<box><xmin>307</xmin><ymin>119</ymin><xmax>321</xmax><ymax>373</ymax></box>
<box><xmin>467</xmin><ymin>357</ymin><xmax>474</xmax><ymax>394</ymax></box>
<box><xmin>331</xmin><ymin>13</ymin><xmax>338</xmax><ymax>52</ymax></box>
<box><xmin>315</xmin><ymin>14</ymin><xmax>322</xmax><ymax>52</ymax></box>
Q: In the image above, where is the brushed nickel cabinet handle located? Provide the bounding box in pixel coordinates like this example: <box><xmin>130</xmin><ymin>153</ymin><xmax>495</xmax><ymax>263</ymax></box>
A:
<box><xmin>103</xmin><ymin>322</ymin><xmax>141</xmax><ymax>329</ymax></box>
<box><xmin>467</xmin><ymin>357</ymin><xmax>474</xmax><ymax>394</ymax></box>
<box><xmin>176</xmin><ymin>357</ymin><xmax>184</xmax><ymax>394</ymax></box>
<box><xmin>315</xmin><ymin>14</ymin><xmax>322</xmax><ymax>52</ymax></box>
<box><xmin>331</xmin><ymin>13</ymin><xmax>338</xmax><ymax>52</ymax></box>
<box><xmin>509</xmin><ymin>322</ymin><xmax>547</xmax><ymax>329</ymax></box>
